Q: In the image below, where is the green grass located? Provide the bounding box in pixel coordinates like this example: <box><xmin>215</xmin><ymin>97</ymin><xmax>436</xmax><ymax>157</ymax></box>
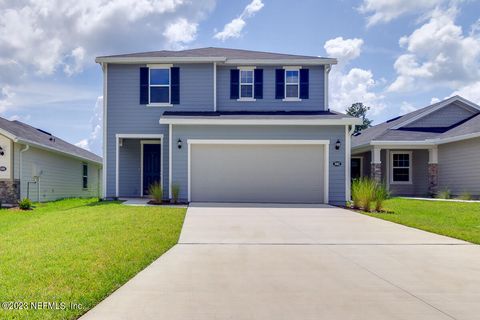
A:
<box><xmin>363</xmin><ymin>198</ymin><xmax>480</xmax><ymax>244</ymax></box>
<box><xmin>0</xmin><ymin>198</ymin><xmax>186</xmax><ymax>320</ymax></box>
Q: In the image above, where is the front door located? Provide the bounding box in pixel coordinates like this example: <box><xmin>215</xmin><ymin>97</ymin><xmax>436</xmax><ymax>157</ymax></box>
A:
<box><xmin>143</xmin><ymin>143</ymin><xmax>161</xmax><ymax>196</ymax></box>
<box><xmin>351</xmin><ymin>158</ymin><xmax>362</xmax><ymax>181</ymax></box>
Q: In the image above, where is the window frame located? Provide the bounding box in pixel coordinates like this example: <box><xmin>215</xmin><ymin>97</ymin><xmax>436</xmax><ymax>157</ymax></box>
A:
<box><xmin>283</xmin><ymin>67</ymin><xmax>301</xmax><ymax>101</ymax></box>
<box><xmin>148</xmin><ymin>65</ymin><xmax>172</xmax><ymax>107</ymax></box>
<box><xmin>237</xmin><ymin>67</ymin><xmax>256</xmax><ymax>101</ymax></box>
<box><xmin>390</xmin><ymin>151</ymin><xmax>412</xmax><ymax>184</ymax></box>
<box><xmin>82</xmin><ymin>163</ymin><xmax>88</xmax><ymax>190</ymax></box>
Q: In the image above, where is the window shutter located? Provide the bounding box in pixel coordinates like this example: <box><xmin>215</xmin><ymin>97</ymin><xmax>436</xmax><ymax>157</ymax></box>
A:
<box><xmin>300</xmin><ymin>69</ymin><xmax>309</xmax><ymax>99</ymax></box>
<box><xmin>171</xmin><ymin>67</ymin><xmax>180</xmax><ymax>104</ymax></box>
<box><xmin>230</xmin><ymin>69</ymin><xmax>239</xmax><ymax>99</ymax></box>
<box><xmin>139</xmin><ymin>67</ymin><xmax>149</xmax><ymax>104</ymax></box>
<box><xmin>254</xmin><ymin>69</ymin><xmax>263</xmax><ymax>99</ymax></box>
<box><xmin>275</xmin><ymin>69</ymin><xmax>285</xmax><ymax>99</ymax></box>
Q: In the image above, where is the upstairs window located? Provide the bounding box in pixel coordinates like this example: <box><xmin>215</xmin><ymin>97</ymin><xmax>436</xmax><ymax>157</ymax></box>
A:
<box><xmin>149</xmin><ymin>68</ymin><xmax>170</xmax><ymax>104</ymax></box>
<box><xmin>82</xmin><ymin>163</ymin><xmax>88</xmax><ymax>189</ymax></box>
<box><xmin>390</xmin><ymin>152</ymin><xmax>412</xmax><ymax>184</ymax></box>
<box><xmin>285</xmin><ymin>69</ymin><xmax>299</xmax><ymax>99</ymax></box>
<box><xmin>239</xmin><ymin>69</ymin><xmax>254</xmax><ymax>99</ymax></box>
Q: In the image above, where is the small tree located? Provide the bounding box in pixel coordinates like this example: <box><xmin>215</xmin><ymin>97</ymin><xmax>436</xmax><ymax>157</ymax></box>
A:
<box><xmin>346</xmin><ymin>102</ymin><xmax>373</xmax><ymax>133</ymax></box>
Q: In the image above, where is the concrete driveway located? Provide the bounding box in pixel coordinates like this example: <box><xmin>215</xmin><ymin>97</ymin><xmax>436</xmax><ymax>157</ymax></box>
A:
<box><xmin>82</xmin><ymin>203</ymin><xmax>480</xmax><ymax>320</ymax></box>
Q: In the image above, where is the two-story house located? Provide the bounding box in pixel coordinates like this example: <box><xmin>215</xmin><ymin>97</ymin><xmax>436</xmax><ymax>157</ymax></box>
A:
<box><xmin>96</xmin><ymin>47</ymin><xmax>360</xmax><ymax>205</ymax></box>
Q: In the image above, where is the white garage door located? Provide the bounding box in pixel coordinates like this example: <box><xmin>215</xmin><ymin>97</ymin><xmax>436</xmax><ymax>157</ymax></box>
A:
<box><xmin>190</xmin><ymin>142</ymin><xmax>327</xmax><ymax>203</ymax></box>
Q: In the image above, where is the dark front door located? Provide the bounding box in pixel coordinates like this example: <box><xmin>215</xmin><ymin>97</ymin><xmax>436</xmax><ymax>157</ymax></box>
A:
<box><xmin>351</xmin><ymin>158</ymin><xmax>362</xmax><ymax>181</ymax></box>
<box><xmin>143</xmin><ymin>144</ymin><xmax>161</xmax><ymax>195</ymax></box>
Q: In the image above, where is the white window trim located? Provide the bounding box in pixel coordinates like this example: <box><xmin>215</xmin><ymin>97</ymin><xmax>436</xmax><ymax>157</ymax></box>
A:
<box><xmin>140</xmin><ymin>140</ymin><xmax>163</xmax><ymax>197</ymax></box>
<box><xmin>284</xmin><ymin>68</ymin><xmax>301</xmax><ymax>101</ymax></box>
<box><xmin>148</xmin><ymin>66</ymin><xmax>171</xmax><ymax>106</ymax></box>
<box><xmin>238</xmin><ymin>67</ymin><xmax>255</xmax><ymax>100</ymax></box>
<box><xmin>390</xmin><ymin>151</ymin><xmax>412</xmax><ymax>185</ymax></box>
<box><xmin>82</xmin><ymin>163</ymin><xmax>88</xmax><ymax>190</ymax></box>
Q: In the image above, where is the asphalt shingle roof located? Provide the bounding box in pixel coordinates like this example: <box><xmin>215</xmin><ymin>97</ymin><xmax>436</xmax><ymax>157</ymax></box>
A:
<box><xmin>0</xmin><ymin>117</ymin><xmax>102</xmax><ymax>164</ymax></box>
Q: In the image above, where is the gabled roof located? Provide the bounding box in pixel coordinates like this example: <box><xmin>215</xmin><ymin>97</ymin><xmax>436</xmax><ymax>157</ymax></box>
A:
<box><xmin>95</xmin><ymin>47</ymin><xmax>337</xmax><ymax>65</ymax></box>
<box><xmin>352</xmin><ymin>96</ymin><xmax>480</xmax><ymax>149</ymax></box>
<box><xmin>0</xmin><ymin>117</ymin><xmax>102</xmax><ymax>164</ymax></box>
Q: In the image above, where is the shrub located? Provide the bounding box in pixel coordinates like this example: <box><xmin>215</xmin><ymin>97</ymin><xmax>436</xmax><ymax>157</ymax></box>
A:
<box><xmin>374</xmin><ymin>183</ymin><xmax>389</xmax><ymax>212</ymax></box>
<box><xmin>18</xmin><ymin>198</ymin><xmax>32</xmax><ymax>210</ymax></box>
<box><xmin>436</xmin><ymin>188</ymin><xmax>451</xmax><ymax>199</ymax></box>
<box><xmin>352</xmin><ymin>177</ymin><xmax>376</xmax><ymax>212</ymax></box>
<box><xmin>148</xmin><ymin>182</ymin><xmax>163</xmax><ymax>203</ymax></box>
<box><xmin>351</xmin><ymin>179</ymin><xmax>362</xmax><ymax>209</ymax></box>
<box><xmin>171</xmin><ymin>183</ymin><xmax>180</xmax><ymax>204</ymax></box>
<box><xmin>458</xmin><ymin>192</ymin><xmax>473</xmax><ymax>201</ymax></box>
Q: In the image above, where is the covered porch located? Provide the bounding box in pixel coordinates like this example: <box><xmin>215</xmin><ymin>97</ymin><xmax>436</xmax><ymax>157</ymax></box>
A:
<box><xmin>352</xmin><ymin>142</ymin><xmax>439</xmax><ymax>197</ymax></box>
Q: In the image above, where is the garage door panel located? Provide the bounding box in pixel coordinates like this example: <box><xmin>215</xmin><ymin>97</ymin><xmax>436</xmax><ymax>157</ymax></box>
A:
<box><xmin>191</xmin><ymin>144</ymin><xmax>325</xmax><ymax>203</ymax></box>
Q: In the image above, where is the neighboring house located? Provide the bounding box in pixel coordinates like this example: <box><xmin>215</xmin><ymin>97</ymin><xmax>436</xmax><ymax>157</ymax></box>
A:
<box><xmin>0</xmin><ymin>117</ymin><xmax>102</xmax><ymax>203</ymax></box>
<box><xmin>96</xmin><ymin>47</ymin><xmax>360</xmax><ymax>205</ymax></box>
<box><xmin>351</xmin><ymin>96</ymin><xmax>480</xmax><ymax>198</ymax></box>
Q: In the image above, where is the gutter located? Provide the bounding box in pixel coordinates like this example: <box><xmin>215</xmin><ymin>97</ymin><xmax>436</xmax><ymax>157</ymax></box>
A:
<box><xmin>19</xmin><ymin>144</ymin><xmax>29</xmax><ymax>199</ymax></box>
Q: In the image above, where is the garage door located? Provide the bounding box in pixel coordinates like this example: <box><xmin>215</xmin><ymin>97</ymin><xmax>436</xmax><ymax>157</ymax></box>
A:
<box><xmin>190</xmin><ymin>142</ymin><xmax>327</xmax><ymax>203</ymax></box>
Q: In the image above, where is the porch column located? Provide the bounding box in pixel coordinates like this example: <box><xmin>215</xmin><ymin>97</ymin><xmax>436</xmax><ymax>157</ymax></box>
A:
<box><xmin>370</xmin><ymin>146</ymin><xmax>382</xmax><ymax>182</ymax></box>
<box><xmin>428</xmin><ymin>146</ymin><xmax>439</xmax><ymax>196</ymax></box>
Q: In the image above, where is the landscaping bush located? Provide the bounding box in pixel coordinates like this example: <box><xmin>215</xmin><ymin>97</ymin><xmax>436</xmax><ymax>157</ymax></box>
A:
<box><xmin>351</xmin><ymin>179</ymin><xmax>362</xmax><ymax>209</ymax></box>
<box><xmin>436</xmin><ymin>188</ymin><xmax>451</xmax><ymax>199</ymax></box>
<box><xmin>148</xmin><ymin>182</ymin><xmax>163</xmax><ymax>203</ymax></box>
<box><xmin>374</xmin><ymin>183</ymin><xmax>389</xmax><ymax>212</ymax></box>
<box><xmin>171</xmin><ymin>183</ymin><xmax>180</xmax><ymax>204</ymax></box>
<box><xmin>351</xmin><ymin>177</ymin><xmax>377</xmax><ymax>212</ymax></box>
<box><xmin>458</xmin><ymin>192</ymin><xmax>473</xmax><ymax>200</ymax></box>
<box><xmin>18</xmin><ymin>198</ymin><xmax>33</xmax><ymax>210</ymax></box>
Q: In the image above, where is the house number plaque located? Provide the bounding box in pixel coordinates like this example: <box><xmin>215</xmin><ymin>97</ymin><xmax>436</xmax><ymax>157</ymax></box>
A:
<box><xmin>0</xmin><ymin>166</ymin><xmax>6</xmax><ymax>171</ymax></box>
<box><xmin>332</xmin><ymin>161</ymin><xmax>342</xmax><ymax>167</ymax></box>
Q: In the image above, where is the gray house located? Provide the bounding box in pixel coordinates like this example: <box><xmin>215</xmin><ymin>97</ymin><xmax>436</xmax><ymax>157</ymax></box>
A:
<box><xmin>96</xmin><ymin>47</ymin><xmax>360</xmax><ymax>205</ymax></box>
<box><xmin>0</xmin><ymin>117</ymin><xmax>102</xmax><ymax>203</ymax></box>
<box><xmin>351</xmin><ymin>96</ymin><xmax>480</xmax><ymax>198</ymax></box>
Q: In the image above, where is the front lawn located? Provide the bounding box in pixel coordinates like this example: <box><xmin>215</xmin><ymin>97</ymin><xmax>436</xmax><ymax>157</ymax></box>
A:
<box><xmin>364</xmin><ymin>198</ymin><xmax>480</xmax><ymax>244</ymax></box>
<box><xmin>0</xmin><ymin>198</ymin><xmax>186</xmax><ymax>320</ymax></box>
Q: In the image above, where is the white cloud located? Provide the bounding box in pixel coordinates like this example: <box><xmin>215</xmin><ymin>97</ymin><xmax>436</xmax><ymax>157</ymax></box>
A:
<box><xmin>388</xmin><ymin>7</ymin><xmax>480</xmax><ymax>92</ymax></box>
<box><xmin>76</xmin><ymin>96</ymin><xmax>103</xmax><ymax>155</ymax></box>
<box><xmin>400</xmin><ymin>101</ymin><xmax>418</xmax><ymax>115</ymax></box>
<box><xmin>324</xmin><ymin>37</ymin><xmax>364</xmax><ymax>66</ymax></box>
<box><xmin>431</xmin><ymin>97</ymin><xmax>441</xmax><ymax>104</ymax></box>
<box><xmin>324</xmin><ymin>37</ymin><xmax>385</xmax><ymax>115</ymax></box>
<box><xmin>359</xmin><ymin>0</ymin><xmax>446</xmax><ymax>26</ymax></box>
<box><xmin>450</xmin><ymin>81</ymin><xmax>480</xmax><ymax>104</ymax></box>
<box><xmin>214</xmin><ymin>0</ymin><xmax>264</xmax><ymax>41</ymax></box>
<box><xmin>163</xmin><ymin>18</ymin><xmax>198</xmax><ymax>49</ymax></box>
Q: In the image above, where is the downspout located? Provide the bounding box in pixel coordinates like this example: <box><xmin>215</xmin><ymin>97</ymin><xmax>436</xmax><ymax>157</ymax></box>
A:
<box><xmin>101</xmin><ymin>62</ymin><xmax>108</xmax><ymax>199</ymax></box>
<box><xmin>345</xmin><ymin>124</ymin><xmax>356</xmax><ymax>202</ymax></box>
<box><xmin>213</xmin><ymin>62</ymin><xmax>217</xmax><ymax>112</ymax></box>
<box><xmin>324</xmin><ymin>64</ymin><xmax>331</xmax><ymax>111</ymax></box>
<box><xmin>19</xmin><ymin>144</ymin><xmax>30</xmax><ymax>200</ymax></box>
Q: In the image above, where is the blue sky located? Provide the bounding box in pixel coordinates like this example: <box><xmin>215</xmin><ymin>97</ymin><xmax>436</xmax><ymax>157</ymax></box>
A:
<box><xmin>1</xmin><ymin>0</ymin><xmax>479</xmax><ymax>155</ymax></box>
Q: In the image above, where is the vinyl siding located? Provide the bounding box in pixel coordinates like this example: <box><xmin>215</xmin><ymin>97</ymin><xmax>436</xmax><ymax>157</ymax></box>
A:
<box><xmin>17</xmin><ymin>143</ymin><xmax>101</xmax><ymax>201</ymax></box>
<box><xmin>118</xmin><ymin>138</ymin><xmax>141</xmax><ymax>197</ymax></box>
<box><xmin>438</xmin><ymin>137</ymin><xmax>480</xmax><ymax>196</ymax></box>
<box><xmin>387</xmin><ymin>149</ymin><xmax>429</xmax><ymax>196</ymax></box>
<box><xmin>216</xmin><ymin>65</ymin><xmax>326</xmax><ymax>111</ymax></box>
<box><xmin>405</xmin><ymin>103</ymin><xmax>477</xmax><ymax>128</ymax></box>
<box><xmin>171</xmin><ymin>125</ymin><xmax>346</xmax><ymax>205</ymax></box>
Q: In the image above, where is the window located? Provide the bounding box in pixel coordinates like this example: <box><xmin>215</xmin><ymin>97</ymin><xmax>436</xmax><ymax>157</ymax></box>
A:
<box><xmin>285</xmin><ymin>69</ymin><xmax>299</xmax><ymax>99</ymax></box>
<box><xmin>149</xmin><ymin>68</ymin><xmax>170</xmax><ymax>104</ymax></box>
<box><xmin>82</xmin><ymin>163</ymin><xmax>88</xmax><ymax>189</ymax></box>
<box><xmin>390</xmin><ymin>152</ymin><xmax>412</xmax><ymax>184</ymax></box>
<box><xmin>239</xmin><ymin>69</ymin><xmax>254</xmax><ymax>99</ymax></box>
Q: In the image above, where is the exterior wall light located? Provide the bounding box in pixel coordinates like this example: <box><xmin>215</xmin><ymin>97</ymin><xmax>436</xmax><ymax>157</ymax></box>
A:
<box><xmin>177</xmin><ymin>139</ymin><xmax>182</xmax><ymax>149</ymax></box>
<box><xmin>335</xmin><ymin>139</ymin><xmax>341</xmax><ymax>150</ymax></box>
<box><xmin>0</xmin><ymin>146</ymin><xmax>4</xmax><ymax>156</ymax></box>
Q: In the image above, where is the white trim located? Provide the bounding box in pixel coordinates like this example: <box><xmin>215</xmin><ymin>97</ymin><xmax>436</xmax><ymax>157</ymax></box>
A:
<box><xmin>140</xmin><ymin>140</ymin><xmax>162</xmax><ymax>197</ymax></box>
<box><xmin>283</xmin><ymin>66</ymin><xmax>302</xmax><ymax>70</ymax></box>
<box><xmin>225</xmin><ymin>59</ymin><xmax>336</xmax><ymax>65</ymax></box>
<box><xmin>160</xmin><ymin>118</ymin><xmax>362</xmax><ymax>126</ymax></box>
<box><xmin>390</xmin><ymin>151</ymin><xmax>412</xmax><ymax>185</ymax></box>
<box><xmin>147</xmin><ymin>63</ymin><xmax>173</xmax><ymax>68</ymax></box>
<box><xmin>239</xmin><ymin>68</ymin><xmax>254</xmax><ymax>99</ymax></box>
<box><xmin>19</xmin><ymin>144</ymin><xmax>29</xmax><ymax>199</ymax></box>
<box><xmin>186</xmin><ymin>139</ymin><xmax>330</xmax><ymax>203</ymax></box>
<box><xmin>115</xmin><ymin>134</ymin><xmax>164</xmax><ymax>139</ymax></box>
<box><xmin>187</xmin><ymin>142</ymin><xmax>191</xmax><ymax>202</ymax></box>
<box><xmin>213</xmin><ymin>62</ymin><xmax>217</xmax><ymax>112</ymax></box>
<box><xmin>371</xmin><ymin>147</ymin><xmax>381</xmax><ymax>164</ymax></box>
<box><xmin>430</xmin><ymin>132</ymin><xmax>480</xmax><ymax>145</ymax></box>
<box><xmin>237</xmin><ymin>98</ymin><xmax>256</xmax><ymax>102</ymax></box>
<box><xmin>284</xmin><ymin>68</ymin><xmax>300</xmax><ymax>99</ymax></box>
<box><xmin>282</xmin><ymin>98</ymin><xmax>302</xmax><ymax>102</ymax></box>
<box><xmin>148</xmin><ymin>66</ymin><xmax>171</xmax><ymax>105</ymax></box>
<box><xmin>346</xmin><ymin>124</ymin><xmax>356</xmax><ymax>201</ymax></box>
<box><xmin>385</xmin><ymin>150</ymin><xmax>390</xmax><ymax>191</ymax></box>
<box><xmin>116</xmin><ymin>136</ymin><xmax>119</xmax><ymax>197</ymax></box>
<box><xmin>237</xmin><ymin>66</ymin><xmax>256</xmax><ymax>70</ymax></box>
<box><xmin>325</xmin><ymin>65</ymin><xmax>331</xmax><ymax>108</ymax></box>
<box><xmin>146</xmin><ymin>103</ymin><xmax>173</xmax><ymax>108</ymax></box>
<box><xmin>168</xmin><ymin>124</ymin><xmax>173</xmax><ymax>199</ymax></box>
<box><xmin>102</xmin><ymin>63</ymin><xmax>108</xmax><ymax>198</ymax></box>
<box><xmin>428</xmin><ymin>146</ymin><xmax>438</xmax><ymax>164</ymax></box>
<box><xmin>371</xmin><ymin>140</ymin><xmax>434</xmax><ymax>146</ymax></box>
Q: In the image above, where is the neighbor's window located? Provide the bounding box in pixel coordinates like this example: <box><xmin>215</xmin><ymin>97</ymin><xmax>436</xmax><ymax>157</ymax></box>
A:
<box><xmin>391</xmin><ymin>152</ymin><xmax>411</xmax><ymax>184</ymax></box>
<box><xmin>149</xmin><ymin>68</ymin><xmax>170</xmax><ymax>104</ymax></box>
<box><xmin>239</xmin><ymin>69</ymin><xmax>254</xmax><ymax>99</ymax></box>
<box><xmin>285</xmin><ymin>69</ymin><xmax>299</xmax><ymax>99</ymax></box>
<box><xmin>82</xmin><ymin>163</ymin><xmax>88</xmax><ymax>189</ymax></box>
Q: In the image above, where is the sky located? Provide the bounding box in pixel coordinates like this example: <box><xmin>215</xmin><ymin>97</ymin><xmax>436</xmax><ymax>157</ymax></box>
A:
<box><xmin>1</xmin><ymin>0</ymin><xmax>479</xmax><ymax>156</ymax></box>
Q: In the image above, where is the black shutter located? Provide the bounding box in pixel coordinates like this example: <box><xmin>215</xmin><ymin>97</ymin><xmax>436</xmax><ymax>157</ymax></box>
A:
<box><xmin>275</xmin><ymin>69</ymin><xmax>285</xmax><ymax>99</ymax></box>
<box><xmin>300</xmin><ymin>69</ymin><xmax>309</xmax><ymax>99</ymax></box>
<box><xmin>140</xmin><ymin>67</ymin><xmax>149</xmax><ymax>104</ymax></box>
<box><xmin>230</xmin><ymin>69</ymin><xmax>239</xmax><ymax>99</ymax></box>
<box><xmin>254</xmin><ymin>69</ymin><xmax>263</xmax><ymax>99</ymax></box>
<box><xmin>171</xmin><ymin>67</ymin><xmax>180</xmax><ymax>104</ymax></box>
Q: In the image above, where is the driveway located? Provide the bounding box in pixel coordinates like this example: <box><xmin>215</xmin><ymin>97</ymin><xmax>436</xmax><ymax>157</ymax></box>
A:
<box><xmin>82</xmin><ymin>204</ymin><xmax>480</xmax><ymax>320</ymax></box>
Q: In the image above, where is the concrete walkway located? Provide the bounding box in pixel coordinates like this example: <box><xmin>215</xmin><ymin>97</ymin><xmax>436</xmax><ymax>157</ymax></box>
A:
<box><xmin>82</xmin><ymin>204</ymin><xmax>480</xmax><ymax>320</ymax></box>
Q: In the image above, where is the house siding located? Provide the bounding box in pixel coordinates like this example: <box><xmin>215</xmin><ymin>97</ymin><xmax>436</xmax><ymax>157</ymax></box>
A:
<box><xmin>405</xmin><ymin>102</ymin><xmax>477</xmax><ymax>128</ymax></box>
<box><xmin>118</xmin><ymin>139</ymin><xmax>141</xmax><ymax>197</ymax></box>
<box><xmin>438</xmin><ymin>137</ymin><xmax>480</xmax><ymax>196</ymax></box>
<box><xmin>18</xmin><ymin>143</ymin><xmax>101</xmax><ymax>201</ymax></box>
<box><xmin>171</xmin><ymin>125</ymin><xmax>346</xmax><ymax>205</ymax></box>
<box><xmin>216</xmin><ymin>65</ymin><xmax>326</xmax><ymax>111</ymax></box>
<box><xmin>386</xmin><ymin>149</ymin><xmax>429</xmax><ymax>196</ymax></box>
